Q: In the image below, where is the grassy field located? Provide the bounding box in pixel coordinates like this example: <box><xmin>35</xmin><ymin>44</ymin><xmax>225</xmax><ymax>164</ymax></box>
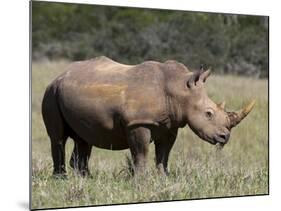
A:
<box><xmin>31</xmin><ymin>60</ymin><xmax>268</xmax><ymax>210</ymax></box>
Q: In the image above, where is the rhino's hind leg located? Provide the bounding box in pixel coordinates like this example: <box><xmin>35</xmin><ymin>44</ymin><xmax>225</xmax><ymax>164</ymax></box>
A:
<box><xmin>46</xmin><ymin>123</ymin><xmax>68</xmax><ymax>177</ymax></box>
<box><xmin>154</xmin><ymin>128</ymin><xmax>178</xmax><ymax>176</ymax></box>
<box><xmin>126</xmin><ymin>126</ymin><xmax>151</xmax><ymax>175</ymax></box>
<box><xmin>50</xmin><ymin>138</ymin><xmax>68</xmax><ymax>177</ymax></box>
<box><xmin>69</xmin><ymin>135</ymin><xmax>92</xmax><ymax>177</ymax></box>
<box><xmin>42</xmin><ymin>85</ymin><xmax>69</xmax><ymax>178</ymax></box>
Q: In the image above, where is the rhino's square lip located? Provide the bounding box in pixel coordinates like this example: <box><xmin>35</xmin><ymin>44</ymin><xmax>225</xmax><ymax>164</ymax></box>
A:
<box><xmin>215</xmin><ymin>136</ymin><xmax>225</xmax><ymax>143</ymax></box>
<box><xmin>201</xmin><ymin>136</ymin><xmax>218</xmax><ymax>145</ymax></box>
<box><xmin>204</xmin><ymin>136</ymin><xmax>226</xmax><ymax>146</ymax></box>
<box><xmin>209</xmin><ymin>139</ymin><xmax>218</xmax><ymax>145</ymax></box>
<box><xmin>212</xmin><ymin>136</ymin><xmax>227</xmax><ymax>146</ymax></box>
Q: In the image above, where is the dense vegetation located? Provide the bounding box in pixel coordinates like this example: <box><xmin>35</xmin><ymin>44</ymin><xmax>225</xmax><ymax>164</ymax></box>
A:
<box><xmin>32</xmin><ymin>2</ymin><xmax>269</xmax><ymax>78</ymax></box>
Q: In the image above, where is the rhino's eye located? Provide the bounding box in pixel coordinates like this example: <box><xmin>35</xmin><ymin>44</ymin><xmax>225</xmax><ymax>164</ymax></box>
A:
<box><xmin>205</xmin><ymin>109</ymin><xmax>214</xmax><ymax>120</ymax></box>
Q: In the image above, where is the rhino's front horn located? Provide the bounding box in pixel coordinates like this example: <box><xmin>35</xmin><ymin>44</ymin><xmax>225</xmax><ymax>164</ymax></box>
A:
<box><xmin>228</xmin><ymin>100</ymin><xmax>256</xmax><ymax>128</ymax></box>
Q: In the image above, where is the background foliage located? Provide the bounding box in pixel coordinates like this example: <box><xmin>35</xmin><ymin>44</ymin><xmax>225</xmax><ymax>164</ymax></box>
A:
<box><xmin>32</xmin><ymin>2</ymin><xmax>269</xmax><ymax>78</ymax></box>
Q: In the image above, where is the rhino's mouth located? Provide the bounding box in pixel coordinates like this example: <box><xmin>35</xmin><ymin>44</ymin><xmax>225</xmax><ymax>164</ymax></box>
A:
<box><xmin>204</xmin><ymin>135</ymin><xmax>226</xmax><ymax>147</ymax></box>
<box><xmin>207</xmin><ymin>138</ymin><xmax>225</xmax><ymax>150</ymax></box>
<box><xmin>214</xmin><ymin>135</ymin><xmax>227</xmax><ymax>145</ymax></box>
<box><xmin>210</xmin><ymin>135</ymin><xmax>229</xmax><ymax>150</ymax></box>
<box><xmin>193</xmin><ymin>129</ymin><xmax>228</xmax><ymax>147</ymax></box>
<box><xmin>209</xmin><ymin>139</ymin><xmax>224</xmax><ymax>146</ymax></box>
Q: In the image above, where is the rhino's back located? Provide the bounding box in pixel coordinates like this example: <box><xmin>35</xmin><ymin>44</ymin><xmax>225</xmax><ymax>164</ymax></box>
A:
<box><xmin>59</xmin><ymin>56</ymin><xmax>131</xmax><ymax>84</ymax></box>
<box><xmin>55</xmin><ymin>56</ymin><xmax>167</xmax><ymax>149</ymax></box>
<box><xmin>58</xmin><ymin>56</ymin><xmax>166</xmax><ymax>117</ymax></box>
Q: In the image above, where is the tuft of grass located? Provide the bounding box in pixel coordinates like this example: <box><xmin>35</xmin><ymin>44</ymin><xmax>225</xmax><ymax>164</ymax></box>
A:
<box><xmin>31</xmin><ymin>60</ymin><xmax>268</xmax><ymax>209</ymax></box>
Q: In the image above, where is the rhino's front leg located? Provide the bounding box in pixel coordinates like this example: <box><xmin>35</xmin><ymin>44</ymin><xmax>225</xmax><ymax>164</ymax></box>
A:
<box><xmin>154</xmin><ymin>128</ymin><xmax>178</xmax><ymax>175</ymax></box>
<box><xmin>126</xmin><ymin>126</ymin><xmax>151</xmax><ymax>175</ymax></box>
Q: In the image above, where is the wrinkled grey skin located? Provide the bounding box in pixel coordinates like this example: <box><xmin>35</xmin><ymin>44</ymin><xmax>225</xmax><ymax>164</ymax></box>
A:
<box><xmin>42</xmin><ymin>56</ymin><xmax>254</xmax><ymax>177</ymax></box>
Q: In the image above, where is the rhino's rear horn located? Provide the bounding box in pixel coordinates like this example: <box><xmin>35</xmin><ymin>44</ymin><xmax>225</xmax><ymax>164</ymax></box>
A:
<box><xmin>228</xmin><ymin>100</ymin><xmax>256</xmax><ymax>128</ymax></box>
<box><xmin>217</xmin><ymin>101</ymin><xmax>226</xmax><ymax>110</ymax></box>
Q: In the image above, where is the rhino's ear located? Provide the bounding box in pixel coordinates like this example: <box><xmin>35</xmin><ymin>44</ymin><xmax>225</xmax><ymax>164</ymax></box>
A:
<box><xmin>199</xmin><ymin>69</ymin><xmax>211</xmax><ymax>83</ymax></box>
<box><xmin>187</xmin><ymin>69</ymin><xmax>211</xmax><ymax>88</ymax></box>
<box><xmin>186</xmin><ymin>70</ymin><xmax>203</xmax><ymax>88</ymax></box>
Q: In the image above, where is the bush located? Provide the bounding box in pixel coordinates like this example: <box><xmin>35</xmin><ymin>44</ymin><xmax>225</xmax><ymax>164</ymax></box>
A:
<box><xmin>32</xmin><ymin>2</ymin><xmax>269</xmax><ymax>78</ymax></box>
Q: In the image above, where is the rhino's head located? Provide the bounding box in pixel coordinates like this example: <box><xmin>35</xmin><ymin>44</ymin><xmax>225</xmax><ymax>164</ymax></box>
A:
<box><xmin>183</xmin><ymin>69</ymin><xmax>255</xmax><ymax>147</ymax></box>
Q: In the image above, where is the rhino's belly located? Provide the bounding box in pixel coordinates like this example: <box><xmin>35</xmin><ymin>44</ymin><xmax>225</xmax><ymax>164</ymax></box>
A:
<box><xmin>59</xmin><ymin>98</ymin><xmax>128</xmax><ymax>150</ymax></box>
<box><xmin>77</xmin><ymin>126</ymin><xmax>129</xmax><ymax>150</ymax></box>
<box><xmin>66</xmin><ymin>112</ymin><xmax>129</xmax><ymax>150</ymax></box>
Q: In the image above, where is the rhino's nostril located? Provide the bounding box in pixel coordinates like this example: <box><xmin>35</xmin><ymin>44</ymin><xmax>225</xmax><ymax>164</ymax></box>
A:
<box><xmin>219</xmin><ymin>133</ymin><xmax>230</xmax><ymax>142</ymax></box>
<box><xmin>219</xmin><ymin>134</ymin><xmax>226</xmax><ymax>140</ymax></box>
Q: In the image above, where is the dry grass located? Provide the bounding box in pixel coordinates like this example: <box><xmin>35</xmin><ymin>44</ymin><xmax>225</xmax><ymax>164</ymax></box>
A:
<box><xmin>31</xmin><ymin>60</ymin><xmax>268</xmax><ymax>210</ymax></box>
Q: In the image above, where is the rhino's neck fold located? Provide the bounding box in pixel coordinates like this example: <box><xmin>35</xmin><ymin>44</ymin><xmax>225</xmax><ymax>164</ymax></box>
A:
<box><xmin>166</xmin><ymin>95</ymin><xmax>186</xmax><ymax>128</ymax></box>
